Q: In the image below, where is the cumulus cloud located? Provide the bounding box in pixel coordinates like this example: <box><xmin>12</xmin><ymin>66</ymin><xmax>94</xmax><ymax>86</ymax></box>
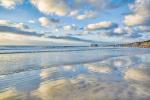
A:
<box><xmin>78</xmin><ymin>31</ymin><xmax>140</xmax><ymax>43</ymax></box>
<box><xmin>56</xmin><ymin>24</ymin><xmax>81</xmax><ymax>35</ymax></box>
<box><xmin>133</xmin><ymin>26</ymin><xmax>150</xmax><ymax>33</ymax></box>
<box><xmin>130</xmin><ymin>0</ymin><xmax>150</xmax><ymax>16</ymax></box>
<box><xmin>15</xmin><ymin>22</ymin><xmax>29</xmax><ymax>30</ymax></box>
<box><xmin>109</xmin><ymin>27</ymin><xmax>140</xmax><ymax>38</ymax></box>
<box><xmin>30</xmin><ymin>0</ymin><xmax>69</xmax><ymax>16</ymax></box>
<box><xmin>114</xmin><ymin>26</ymin><xmax>150</xmax><ymax>39</ymax></box>
<box><xmin>39</xmin><ymin>17</ymin><xmax>50</xmax><ymax>27</ymax></box>
<box><xmin>0</xmin><ymin>19</ymin><xmax>37</xmax><ymax>36</ymax></box>
<box><xmin>1</xmin><ymin>0</ymin><xmax>149</xmax><ymax>43</ymax></box>
<box><xmin>69</xmin><ymin>10</ymin><xmax>97</xmax><ymax>20</ymax></box>
<box><xmin>28</xmin><ymin>20</ymin><xmax>35</xmax><ymax>24</ymax></box>
<box><xmin>89</xmin><ymin>24</ymin><xmax>150</xmax><ymax>42</ymax></box>
<box><xmin>29</xmin><ymin>0</ymin><xmax>133</xmax><ymax>19</ymax></box>
<box><xmin>76</xmin><ymin>11</ymin><xmax>97</xmax><ymax>20</ymax></box>
<box><xmin>39</xmin><ymin>17</ymin><xmax>60</xmax><ymax>27</ymax></box>
<box><xmin>113</xmin><ymin>27</ymin><xmax>129</xmax><ymax>35</ymax></box>
<box><xmin>63</xmin><ymin>24</ymin><xmax>77</xmax><ymax>31</ymax></box>
<box><xmin>86</xmin><ymin>21</ymin><xmax>118</xmax><ymax>30</ymax></box>
<box><xmin>124</xmin><ymin>0</ymin><xmax>150</xmax><ymax>26</ymax></box>
<box><xmin>0</xmin><ymin>0</ymin><xmax>23</xmax><ymax>9</ymax></box>
<box><xmin>67</xmin><ymin>0</ymin><xmax>134</xmax><ymax>20</ymax></box>
<box><xmin>0</xmin><ymin>25</ymin><xmax>38</xmax><ymax>36</ymax></box>
<box><xmin>72</xmin><ymin>0</ymin><xmax>133</xmax><ymax>11</ymax></box>
<box><xmin>124</xmin><ymin>14</ymin><xmax>150</xmax><ymax>26</ymax></box>
<box><xmin>63</xmin><ymin>25</ymin><xmax>73</xmax><ymax>31</ymax></box>
<box><xmin>69</xmin><ymin>10</ymin><xmax>79</xmax><ymax>17</ymax></box>
<box><xmin>82</xmin><ymin>28</ymin><xmax>131</xmax><ymax>42</ymax></box>
<box><xmin>0</xmin><ymin>31</ymin><xmax>88</xmax><ymax>46</ymax></box>
<box><xmin>0</xmin><ymin>31</ymin><xmax>45</xmax><ymax>45</ymax></box>
<box><xmin>112</xmin><ymin>25</ymin><xmax>150</xmax><ymax>39</ymax></box>
<box><xmin>0</xmin><ymin>20</ymin><xmax>10</xmax><ymax>25</ymax></box>
<box><xmin>0</xmin><ymin>20</ymin><xmax>88</xmax><ymax>45</ymax></box>
<box><xmin>0</xmin><ymin>19</ymin><xmax>29</xmax><ymax>30</ymax></box>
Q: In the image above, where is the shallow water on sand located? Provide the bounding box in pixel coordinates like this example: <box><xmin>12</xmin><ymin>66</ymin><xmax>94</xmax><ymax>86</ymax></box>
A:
<box><xmin>0</xmin><ymin>47</ymin><xmax>150</xmax><ymax>100</ymax></box>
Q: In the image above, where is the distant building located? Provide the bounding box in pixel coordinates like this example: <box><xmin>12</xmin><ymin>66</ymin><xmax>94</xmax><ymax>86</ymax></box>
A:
<box><xmin>91</xmin><ymin>44</ymin><xmax>98</xmax><ymax>47</ymax></box>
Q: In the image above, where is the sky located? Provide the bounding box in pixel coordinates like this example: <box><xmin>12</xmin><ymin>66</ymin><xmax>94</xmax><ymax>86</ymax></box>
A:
<box><xmin>0</xmin><ymin>0</ymin><xmax>150</xmax><ymax>45</ymax></box>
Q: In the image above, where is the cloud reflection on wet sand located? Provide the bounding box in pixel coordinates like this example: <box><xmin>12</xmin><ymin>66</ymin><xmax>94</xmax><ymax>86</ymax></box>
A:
<box><xmin>0</xmin><ymin>88</ymin><xmax>18</xmax><ymax>100</ymax></box>
<box><xmin>124</xmin><ymin>67</ymin><xmax>150</xmax><ymax>81</ymax></box>
<box><xmin>0</xmin><ymin>53</ymin><xmax>150</xmax><ymax>100</ymax></box>
<box><xmin>85</xmin><ymin>64</ymin><xmax>112</xmax><ymax>73</ymax></box>
<box><xmin>32</xmin><ymin>74</ymin><xmax>150</xmax><ymax>100</ymax></box>
<box><xmin>40</xmin><ymin>67</ymin><xmax>59</xmax><ymax>79</ymax></box>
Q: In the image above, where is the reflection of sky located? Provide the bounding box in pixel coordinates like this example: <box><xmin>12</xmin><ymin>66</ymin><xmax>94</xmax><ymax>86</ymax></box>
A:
<box><xmin>0</xmin><ymin>49</ymin><xmax>150</xmax><ymax>100</ymax></box>
<box><xmin>0</xmin><ymin>48</ymin><xmax>149</xmax><ymax>75</ymax></box>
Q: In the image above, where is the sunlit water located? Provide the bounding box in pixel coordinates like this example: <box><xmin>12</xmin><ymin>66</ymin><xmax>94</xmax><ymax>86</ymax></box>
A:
<box><xmin>0</xmin><ymin>47</ymin><xmax>150</xmax><ymax>100</ymax></box>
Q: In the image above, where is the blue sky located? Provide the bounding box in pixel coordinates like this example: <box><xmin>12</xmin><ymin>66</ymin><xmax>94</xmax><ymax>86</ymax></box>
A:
<box><xmin>0</xmin><ymin>0</ymin><xmax>150</xmax><ymax>45</ymax></box>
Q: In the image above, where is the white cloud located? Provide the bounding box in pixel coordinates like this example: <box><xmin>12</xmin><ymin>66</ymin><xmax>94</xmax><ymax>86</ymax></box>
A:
<box><xmin>124</xmin><ymin>0</ymin><xmax>150</xmax><ymax>26</ymax></box>
<box><xmin>111</xmin><ymin>27</ymin><xmax>135</xmax><ymax>37</ymax></box>
<box><xmin>64</xmin><ymin>25</ymin><xmax>73</xmax><ymax>31</ymax></box>
<box><xmin>29</xmin><ymin>0</ymin><xmax>132</xmax><ymax>19</ymax></box>
<box><xmin>84</xmin><ymin>24</ymin><xmax>150</xmax><ymax>42</ymax></box>
<box><xmin>69</xmin><ymin>10</ymin><xmax>79</xmax><ymax>17</ymax></box>
<box><xmin>28</xmin><ymin>20</ymin><xmax>35</xmax><ymax>24</ymax></box>
<box><xmin>0</xmin><ymin>20</ymin><xmax>88</xmax><ymax>45</ymax></box>
<box><xmin>0</xmin><ymin>19</ymin><xmax>13</xmax><ymax>26</ymax></box>
<box><xmin>63</xmin><ymin>24</ymin><xmax>77</xmax><ymax>31</ymax></box>
<box><xmin>69</xmin><ymin>10</ymin><xmax>97</xmax><ymax>20</ymax></box>
<box><xmin>14</xmin><ymin>22</ymin><xmax>29</xmax><ymax>30</ymax></box>
<box><xmin>130</xmin><ymin>0</ymin><xmax>150</xmax><ymax>16</ymax></box>
<box><xmin>73</xmin><ymin>0</ymin><xmax>132</xmax><ymax>11</ymax></box>
<box><xmin>78</xmin><ymin>30</ymin><xmax>89</xmax><ymax>35</ymax></box>
<box><xmin>113</xmin><ymin>27</ymin><xmax>128</xmax><ymax>35</ymax></box>
<box><xmin>0</xmin><ymin>20</ymin><xmax>36</xmax><ymax>36</ymax></box>
<box><xmin>0</xmin><ymin>0</ymin><xmax>23</xmax><ymax>9</ymax></box>
<box><xmin>0</xmin><ymin>32</ymin><xmax>40</xmax><ymax>45</ymax></box>
<box><xmin>30</xmin><ymin>0</ymin><xmax>69</xmax><ymax>16</ymax></box>
<box><xmin>76</xmin><ymin>11</ymin><xmax>97</xmax><ymax>20</ymax></box>
<box><xmin>38</xmin><ymin>17</ymin><xmax>60</xmax><ymax>27</ymax></box>
<box><xmin>38</xmin><ymin>17</ymin><xmax>50</xmax><ymax>27</ymax></box>
<box><xmin>86</xmin><ymin>21</ymin><xmax>118</xmax><ymax>30</ymax></box>
<box><xmin>60</xmin><ymin>24</ymin><xmax>80</xmax><ymax>35</ymax></box>
<box><xmin>124</xmin><ymin>14</ymin><xmax>148</xmax><ymax>26</ymax></box>
<box><xmin>134</xmin><ymin>26</ymin><xmax>150</xmax><ymax>32</ymax></box>
<box><xmin>0</xmin><ymin>19</ymin><xmax>29</xmax><ymax>30</ymax></box>
<box><xmin>0</xmin><ymin>31</ymin><xmax>88</xmax><ymax>46</ymax></box>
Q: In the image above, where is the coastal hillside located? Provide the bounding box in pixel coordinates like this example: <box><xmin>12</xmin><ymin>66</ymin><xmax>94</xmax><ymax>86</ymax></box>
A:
<box><xmin>115</xmin><ymin>40</ymin><xmax>150</xmax><ymax>48</ymax></box>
